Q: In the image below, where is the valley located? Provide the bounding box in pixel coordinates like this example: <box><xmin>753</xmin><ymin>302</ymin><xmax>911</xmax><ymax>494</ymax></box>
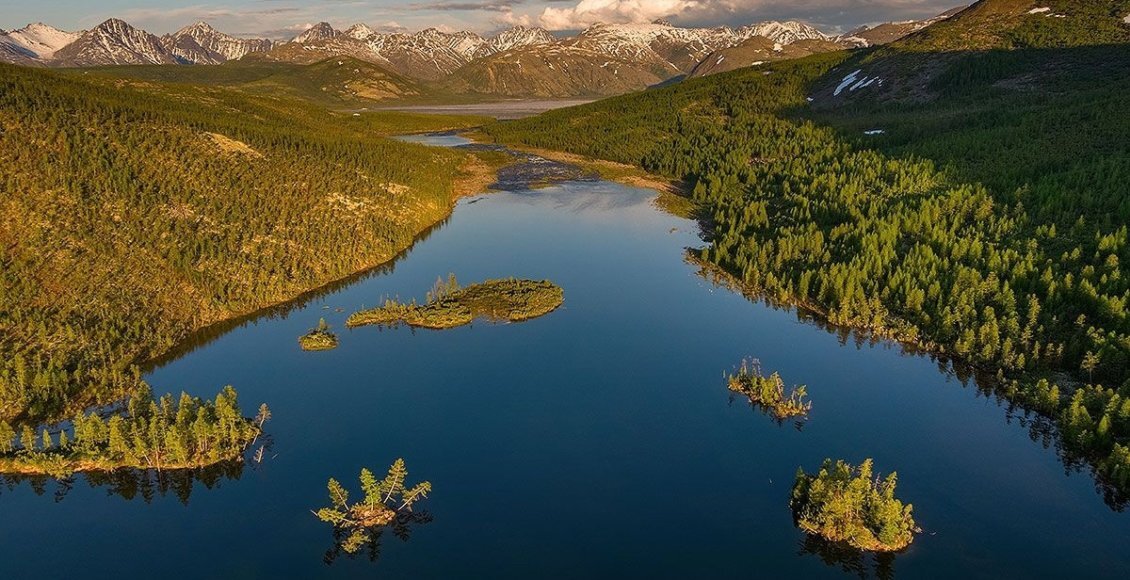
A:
<box><xmin>3</xmin><ymin>131</ymin><xmax>1129</xmax><ymax>577</ymax></box>
<box><xmin>2</xmin><ymin>0</ymin><xmax>1130</xmax><ymax>576</ymax></box>
<box><xmin>2</xmin><ymin>8</ymin><xmax>960</xmax><ymax>100</ymax></box>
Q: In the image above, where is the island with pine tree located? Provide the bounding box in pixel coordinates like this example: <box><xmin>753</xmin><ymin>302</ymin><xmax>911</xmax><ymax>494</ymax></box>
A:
<box><xmin>0</xmin><ymin>386</ymin><xmax>268</xmax><ymax>477</ymax></box>
<box><xmin>347</xmin><ymin>275</ymin><xmax>564</xmax><ymax>330</ymax></box>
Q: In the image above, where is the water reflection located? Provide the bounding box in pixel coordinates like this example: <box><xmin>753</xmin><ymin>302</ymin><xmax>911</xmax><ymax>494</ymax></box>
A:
<box><xmin>142</xmin><ymin>217</ymin><xmax>450</xmax><ymax>372</ymax></box>
<box><xmin>691</xmin><ymin>255</ymin><xmax>1130</xmax><ymax>511</ymax></box>
<box><xmin>322</xmin><ymin>511</ymin><xmax>434</xmax><ymax>566</ymax></box>
<box><xmin>799</xmin><ymin>534</ymin><xmax>897</xmax><ymax>580</ymax></box>
<box><xmin>727</xmin><ymin>392</ymin><xmax>807</xmax><ymax>431</ymax></box>
<box><xmin>0</xmin><ymin>459</ymin><xmax>247</xmax><ymax>505</ymax></box>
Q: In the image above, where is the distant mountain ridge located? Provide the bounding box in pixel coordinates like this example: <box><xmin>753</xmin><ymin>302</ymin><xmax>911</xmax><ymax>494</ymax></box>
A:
<box><xmin>0</xmin><ymin>22</ymin><xmax>81</xmax><ymax>61</ymax></box>
<box><xmin>163</xmin><ymin>22</ymin><xmax>274</xmax><ymax>65</ymax></box>
<box><xmin>0</xmin><ymin>13</ymin><xmax>936</xmax><ymax>70</ymax></box>
<box><xmin>52</xmin><ymin>18</ymin><xmax>175</xmax><ymax>66</ymax></box>
<box><xmin>273</xmin><ymin>23</ymin><xmax>559</xmax><ymax>80</ymax></box>
<box><xmin>0</xmin><ymin>8</ymin><xmax>999</xmax><ymax>96</ymax></box>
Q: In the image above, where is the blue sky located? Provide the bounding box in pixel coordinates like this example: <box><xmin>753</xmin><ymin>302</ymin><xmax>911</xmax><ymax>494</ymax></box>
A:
<box><xmin>0</xmin><ymin>1</ymin><xmax>964</xmax><ymax>37</ymax></box>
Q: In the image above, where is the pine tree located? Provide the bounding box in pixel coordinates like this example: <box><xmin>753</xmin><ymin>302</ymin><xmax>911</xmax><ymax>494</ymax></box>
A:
<box><xmin>1082</xmin><ymin>351</ymin><xmax>1101</xmax><ymax>383</ymax></box>
<box><xmin>0</xmin><ymin>422</ymin><xmax>15</xmax><ymax>453</ymax></box>
<box><xmin>20</xmin><ymin>425</ymin><xmax>36</xmax><ymax>452</ymax></box>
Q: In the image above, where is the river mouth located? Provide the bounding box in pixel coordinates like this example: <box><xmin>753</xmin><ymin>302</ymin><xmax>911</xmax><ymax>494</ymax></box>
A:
<box><xmin>2</xmin><ymin>133</ymin><xmax>1128</xmax><ymax>577</ymax></box>
<box><xmin>399</xmin><ymin>132</ymin><xmax>598</xmax><ymax>191</ymax></box>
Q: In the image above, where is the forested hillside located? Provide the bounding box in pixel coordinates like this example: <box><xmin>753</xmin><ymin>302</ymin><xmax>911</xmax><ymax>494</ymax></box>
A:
<box><xmin>78</xmin><ymin>57</ymin><xmax>444</xmax><ymax>107</ymax></box>
<box><xmin>485</xmin><ymin>28</ymin><xmax>1130</xmax><ymax>497</ymax></box>
<box><xmin>0</xmin><ymin>63</ymin><xmax>486</xmax><ymax>423</ymax></box>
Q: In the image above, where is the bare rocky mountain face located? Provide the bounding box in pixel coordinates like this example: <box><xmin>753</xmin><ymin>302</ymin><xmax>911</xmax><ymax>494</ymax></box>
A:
<box><xmin>162</xmin><ymin>22</ymin><xmax>274</xmax><ymax>65</ymax></box>
<box><xmin>270</xmin><ymin>23</ymin><xmax>559</xmax><ymax>81</ymax></box>
<box><xmin>0</xmin><ymin>8</ymin><xmax>974</xmax><ymax>96</ymax></box>
<box><xmin>689</xmin><ymin>7</ymin><xmax>967</xmax><ymax>78</ymax></box>
<box><xmin>52</xmin><ymin>19</ymin><xmax>176</xmax><ymax>66</ymax></box>
<box><xmin>443</xmin><ymin>19</ymin><xmax>843</xmax><ymax>96</ymax></box>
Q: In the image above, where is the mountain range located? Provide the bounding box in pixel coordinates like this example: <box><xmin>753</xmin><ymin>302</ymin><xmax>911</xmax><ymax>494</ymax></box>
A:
<box><xmin>0</xmin><ymin>9</ymin><xmax>965</xmax><ymax>96</ymax></box>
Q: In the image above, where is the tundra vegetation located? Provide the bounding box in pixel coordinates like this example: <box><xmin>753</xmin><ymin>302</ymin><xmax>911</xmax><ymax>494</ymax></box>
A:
<box><xmin>315</xmin><ymin>459</ymin><xmax>433</xmax><ymax>556</ymax></box>
<box><xmin>347</xmin><ymin>275</ymin><xmax>564</xmax><ymax>330</ymax></box>
<box><xmin>791</xmin><ymin>458</ymin><xmax>919</xmax><ymax>552</ymax></box>
<box><xmin>728</xmin><ymin>359</ymin><xmax>812</xmax><ymax>420</ymax></box>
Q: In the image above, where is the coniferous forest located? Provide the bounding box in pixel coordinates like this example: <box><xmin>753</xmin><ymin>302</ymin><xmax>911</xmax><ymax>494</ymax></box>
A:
<box><xmin>0</xmin><ymin>63</ymin><xmax>486</xmax><ymax>434</ymax></box>
<box><xmin>485</xmin><ymin>25</ymin><xmax>1130</xmax><ymax>494</ymax></box>
<box><xmin>5</xmin><ymin>1</ymin><xmax>1130</xmax><ymax>574</ymax></box>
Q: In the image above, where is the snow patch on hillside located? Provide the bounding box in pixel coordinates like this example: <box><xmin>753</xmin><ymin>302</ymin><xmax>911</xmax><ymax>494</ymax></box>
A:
<box><xmin>834</xmin><ymin>70</ymin><xmax>883</xmax><ymax>97</ymax></box>
<box><xmin>834</xmin><ymin>70</ymin><xmax>862</xmax><ymax>96</ymax></box>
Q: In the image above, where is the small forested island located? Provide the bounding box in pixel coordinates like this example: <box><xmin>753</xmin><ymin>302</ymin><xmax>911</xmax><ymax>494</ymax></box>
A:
<box><xmin>299</xmin><ymin>319</ymin><xmax>340</xmax><ymax>351</ymax></box>
<box><xmin>315</xmin><ymin>459</ymin><xmax>432</xmax><ymax>555</ymax></box>
<box><xmin>791</xmin><ymin>458</ymin><xmax>919</xmax><ymax>552</ymax></box>
<box><xmin>0</xmin><ymin>386</ymin><xmax>267</xmax><ymax>477</ymax></box>
<box><xmin>347</xmin><ymin>275</ymin><xmax>564</xmax><ymax>330</ymax></box>
<box><xmin>728</xmin><ymin>359</ymin><xmax>811</xmax><ymax>420</ymax></box>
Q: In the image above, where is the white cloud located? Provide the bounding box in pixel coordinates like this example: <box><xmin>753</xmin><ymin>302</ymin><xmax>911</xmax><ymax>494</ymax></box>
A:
<box><xmin>492</xmin><ymin>9</ymin><xmax>534</xmax><ymax>28</ymax></box>
<box><xmin>539</xmin><ymin>0</ymin><xmax>706</xmax><ymax>30</ymax></box>
<box><xmin>537</xmin><ymin>0</ymin><xmax>961</xmax><ymax>30</ymax></box>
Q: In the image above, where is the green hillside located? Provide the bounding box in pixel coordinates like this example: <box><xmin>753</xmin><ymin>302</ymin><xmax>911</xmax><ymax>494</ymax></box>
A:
<box><xmin>74</xmin><ymin>57</ymin><xmax>449</xmax><ymax>107</ymax></box>
<box><xmin>484</xmin><ymin>14</ymin><xmax>1130</xmax><ymax>497</ymax></box>
<box><xmin>893</xmin><ymin>0</ymin><xmax>1130</xmax><ymax>51</ymax></box>
<box><xmin>0</xmin><ymin>63</ymin><xmax>487</xmax><ymax>423</ymax></box>
<box><xmin>815</xmin><ymin>0</ymin><xmax>1130</xmax><ymax>103</ymax></box>
<box><xmin>440</xmin><ymin>48</ymin><xmax>666</xmax><ymax>98</ymax></box>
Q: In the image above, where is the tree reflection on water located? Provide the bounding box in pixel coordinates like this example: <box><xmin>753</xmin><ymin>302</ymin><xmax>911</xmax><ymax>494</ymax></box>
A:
<box><xmin>0</xmin><ymin>459</ymin><xmax>247</xmax><ymax>505</ymax></box>
<box><xmin>322</xmin><ymin>510</ymin><xmax>434</xmax><ymax>566</ymax></box>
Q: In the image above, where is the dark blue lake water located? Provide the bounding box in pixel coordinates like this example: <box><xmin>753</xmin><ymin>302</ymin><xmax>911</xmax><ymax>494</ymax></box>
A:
<box><xmin>2</xmin><ymin>135</ymin><xmax>1128</xmax><ymax>578</ymax></box>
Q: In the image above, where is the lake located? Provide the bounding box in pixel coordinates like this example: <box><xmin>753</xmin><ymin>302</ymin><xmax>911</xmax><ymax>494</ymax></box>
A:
<box><xmin>2</xmin><ymin>134</ymin><xmax>1128</xmax><ymax>578</ymax></box>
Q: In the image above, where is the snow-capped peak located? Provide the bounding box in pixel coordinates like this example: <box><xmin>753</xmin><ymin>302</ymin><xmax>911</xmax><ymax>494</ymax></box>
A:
<box><xmin>344</xmin><ymin>23</ymin><xmax>377</xmax><ymax>41</ymax></box>
<box><xmin>479</xmin><ymin>25</ymin><xmax>554</xmax><ymax>56</ymax></box>
<box><xmin>183</xmin><ymin>21</ymin><xmax>216</xmax><ymax>33</ymax></box>
<box><xmin>293</xmin><ymin>22</ymin><xmax>338</xmax><ymax>44</ymax></box>
<box><xmin>164</xmin><ymin>20</ymin><xmax>273</xmax><ymax>63</ymax></box>
<box><xmin>170</xmin><ymin>21</ymin><xmax>220</xmax><ymax>40</ymax></box>
<box><xmin>49</xmin><ymin>18</ymin><xmax>174</xmax><ymax>66</ymax></box>
<box><xmin>2</xmin><ymin>21</ymin><xmax>81</xmax><ymax>59</ymax></box>
<box><xmin>739</xmin><ymin>21</ymin><xmax>829</xmax><ymax>45</ymax></box>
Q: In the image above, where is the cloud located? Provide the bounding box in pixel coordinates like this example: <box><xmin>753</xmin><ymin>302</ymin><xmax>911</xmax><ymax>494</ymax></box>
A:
<box><xmin>492</xmin><ymin>11</ymin><xmax>534</xmax><ymax>27</ymax></box>
<box><xmin>411</xmin><ymin>0</ymin><xmax>526</xmax><ymax>11</ymax></box>
<box><xmin>537</xmin><ymin>0</ymin><xmax>962</xmax><ymax>31</ymax></box>
<box><xmin>539</xmin><ymin>0</ymin><xmax>696</xmax><ymax>29</ymax></box>
<box><xmin>408</xmin><ymin>0</ymin><xmax>535</xmax><ymax>29</ymax></box>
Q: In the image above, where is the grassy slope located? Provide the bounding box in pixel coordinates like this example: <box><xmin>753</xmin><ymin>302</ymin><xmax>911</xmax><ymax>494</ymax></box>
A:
<box><xmin>0</xmin><ymin>63</ymin><xmax>489</xmax><ymax>422</ymax></box>
<box><xmin>71</xmin><ymin>57</ymin><xmax>489</xmax><ymax>108</ymax></box>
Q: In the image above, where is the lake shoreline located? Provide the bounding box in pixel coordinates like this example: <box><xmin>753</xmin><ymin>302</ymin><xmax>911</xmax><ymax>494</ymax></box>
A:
<box><xmin>142</xmin><ymin>137</ymin><xmax>506</xmax><ymax>373</ymax></box>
